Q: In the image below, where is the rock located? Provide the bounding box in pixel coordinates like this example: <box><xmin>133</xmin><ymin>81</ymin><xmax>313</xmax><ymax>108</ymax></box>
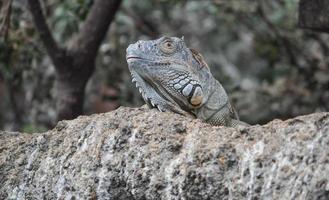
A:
<box><xmin>0</xmin><ymin>107</ymin><xmax>329</xmax><ymax>200</ymax></box>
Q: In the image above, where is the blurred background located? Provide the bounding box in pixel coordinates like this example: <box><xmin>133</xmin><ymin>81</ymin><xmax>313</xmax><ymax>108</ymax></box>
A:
<box><xmin>0</xmin><ymin>0</ymin><xmax>328</xmax><ymax>132</ymax></box>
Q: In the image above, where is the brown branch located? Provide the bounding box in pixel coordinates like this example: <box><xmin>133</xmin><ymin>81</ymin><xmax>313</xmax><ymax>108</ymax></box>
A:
<box><xmin>0</xmin><ymin>0</ymin><xmax>23</xmax><ymax>130</ymax></box>
<box><xmin>71</xmin><ymin>0</ymin><xmax>122</xmax><ymax>60</ymax></box>
<box><xmin>27</xmin><ymin>0</ymin><xmax>122</xmax><ymax>121</ymax></box>
<box><xmin>121</xmin><ymin>7</ymin><xmax>159</xmax><ymax>39</ymax></box>
<box><xmin>256</xmin><ymin>1</ymin><xmax>298</xmax><ymax>66</ymax></box>
<box><xmin>27</xmin><ymin>0</ymin><xmax>66</xmax><ymax>68</ymax></box>
<box><xmin>0</xmin><ymin>0</ymin><xmax>12</xmax><ymax>39</ymax></box>
<box><xmin>298</xmin><ymin>0</ymin><xmax>329</xmax><ymax>33</ymax></box>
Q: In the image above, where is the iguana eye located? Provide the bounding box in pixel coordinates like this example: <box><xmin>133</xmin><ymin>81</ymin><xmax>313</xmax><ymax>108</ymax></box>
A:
<box><xmin>160</xmin><ymin>40</ymin><xmax>176</xmax><ymax>54</ymax></box>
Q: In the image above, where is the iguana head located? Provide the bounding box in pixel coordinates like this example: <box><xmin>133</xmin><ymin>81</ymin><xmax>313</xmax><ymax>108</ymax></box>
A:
<box><xmin>126</xmin><ymin>36</ymin><xmax>212</xmax><ymax>113</ymax></box>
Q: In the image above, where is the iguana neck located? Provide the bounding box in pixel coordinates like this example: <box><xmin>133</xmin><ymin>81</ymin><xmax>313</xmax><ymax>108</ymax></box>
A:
<box><xmin>195</xmin><ymin>78</ymin><xmax>230</xmax><ymax>122</ymax></box>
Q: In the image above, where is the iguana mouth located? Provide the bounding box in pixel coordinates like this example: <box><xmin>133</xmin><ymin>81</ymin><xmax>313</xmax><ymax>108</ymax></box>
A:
<box><xmin>127</xmin><ymin>56</ymin><xmax>156</xmax><ymax>64</ymax></box>
<box><xmin>126</xmin><ymin>56</ymin><xmax>143</xmax><ymax>61</ymax></box>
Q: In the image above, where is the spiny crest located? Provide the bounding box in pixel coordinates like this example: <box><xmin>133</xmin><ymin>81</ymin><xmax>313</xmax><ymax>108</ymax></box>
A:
<box><xmin>189</xmin><ymin>48</ymin><xmax>209</xmax><ymax>70</ymax></box>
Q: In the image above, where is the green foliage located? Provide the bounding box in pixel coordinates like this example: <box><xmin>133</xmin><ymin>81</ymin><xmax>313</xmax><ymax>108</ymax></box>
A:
<box><xmin>22</xmin><ymin>123</ymin><xmax>47</xmax><ymax>134</ymax></box>
<box><xmin>50</xmin><ymin>0</ymin><xmax>92</xmax><ymax>41</ymax></box>
<box><xmin>254</xmin><ymin>38</ymin><xmax>280</xmax><ymax>65</ymax></box>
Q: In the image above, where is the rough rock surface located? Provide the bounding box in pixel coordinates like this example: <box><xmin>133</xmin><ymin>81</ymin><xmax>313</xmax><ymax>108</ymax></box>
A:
<box><xmin>0</xmin><ymin>107</ymin><xmax>329</xmax><ymax>200</ymax></box>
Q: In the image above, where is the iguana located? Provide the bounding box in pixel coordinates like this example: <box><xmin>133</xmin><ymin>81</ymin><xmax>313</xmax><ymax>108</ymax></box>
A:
<box><xmin>126</xmin><ymin>36</ymin><xmax>248</xmax><ymax>127</ymax></box>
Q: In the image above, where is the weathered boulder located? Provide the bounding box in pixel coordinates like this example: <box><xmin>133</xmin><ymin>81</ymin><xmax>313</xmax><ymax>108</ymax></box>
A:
<box><xmin>0</xmin><ymin>107</ymin><xmax>329</xmax><ymax>200</ymax></box>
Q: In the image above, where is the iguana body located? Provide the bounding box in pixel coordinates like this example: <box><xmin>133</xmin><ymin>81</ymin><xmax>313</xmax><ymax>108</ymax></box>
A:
<box><xmin>126</xmin><ymin>36</ymin><xmax>248</xmax><ymax>127</ymax></box>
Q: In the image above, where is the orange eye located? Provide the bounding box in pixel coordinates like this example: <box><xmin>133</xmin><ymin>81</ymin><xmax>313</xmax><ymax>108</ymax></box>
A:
<box><xmin>165</xmin><ymin>42</ymin><xmax>172</xmax><ymax>48</ymax></box>
<box><xmin>160</xmin><ymin>40</ymin><xmax>176</xmax><ymax>54</ymax></box>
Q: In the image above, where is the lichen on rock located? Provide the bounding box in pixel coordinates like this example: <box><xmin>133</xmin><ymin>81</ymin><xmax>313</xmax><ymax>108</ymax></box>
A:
<box><xmin>0</xmin><ymin>107</ymin><xmax>328</xmax><ymax>199</ymax></box>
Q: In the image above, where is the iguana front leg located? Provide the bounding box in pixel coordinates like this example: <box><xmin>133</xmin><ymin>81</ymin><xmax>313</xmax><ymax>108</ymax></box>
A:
<box><xmin>206</xmin><ymin>107</ymin><xmax>250</xmax><ymax>127</ymax></box>
<box><xmin>196</xmin><ymin>80</ymin><xmax>249</xmax><ymax>127</ymax></box>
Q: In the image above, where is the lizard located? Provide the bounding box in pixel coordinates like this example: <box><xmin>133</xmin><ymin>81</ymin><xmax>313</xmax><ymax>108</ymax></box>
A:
<box><xmin>126</xmin><ymin>36</ymin><xmax>249</xmax><ymax>127</ymax></box>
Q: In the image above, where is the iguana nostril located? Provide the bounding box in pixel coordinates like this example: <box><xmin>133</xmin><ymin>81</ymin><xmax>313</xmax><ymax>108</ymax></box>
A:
<box><xmin>136</xmin><ymin>41</ymin><xmax>142</xmax><ymax>49</ymax></box>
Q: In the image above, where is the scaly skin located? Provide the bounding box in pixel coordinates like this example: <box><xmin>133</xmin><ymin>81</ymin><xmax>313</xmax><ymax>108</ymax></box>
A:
<box><xmin>126</xmin><ymin>36</ymin><xmax>248</xmax><ymax>127</ymax></box>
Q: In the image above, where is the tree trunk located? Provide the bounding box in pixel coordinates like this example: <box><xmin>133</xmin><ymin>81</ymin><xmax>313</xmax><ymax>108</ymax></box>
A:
<box><xmin>54</xmin><ymin>52</ymin><xmax>95</xmax><ymax>121</ymax></box>
<box><xmin>1</xmin><ymin>108</ymin><xmax>329</xmax><ymax>199</ymax></box>
<box><xmin>55</xmin><ymin>72</ymin><xmax>88</xmax><ymax>120</ymax></box>
<box><xmin>27</xmin><ymin>0</ymin><xmax>122</xmax><ymax>121</ymax></box>
<box><xmin>299</xmin><ymin>0</ymin><xmax>329</xmax><ymax>33</ymax></box>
